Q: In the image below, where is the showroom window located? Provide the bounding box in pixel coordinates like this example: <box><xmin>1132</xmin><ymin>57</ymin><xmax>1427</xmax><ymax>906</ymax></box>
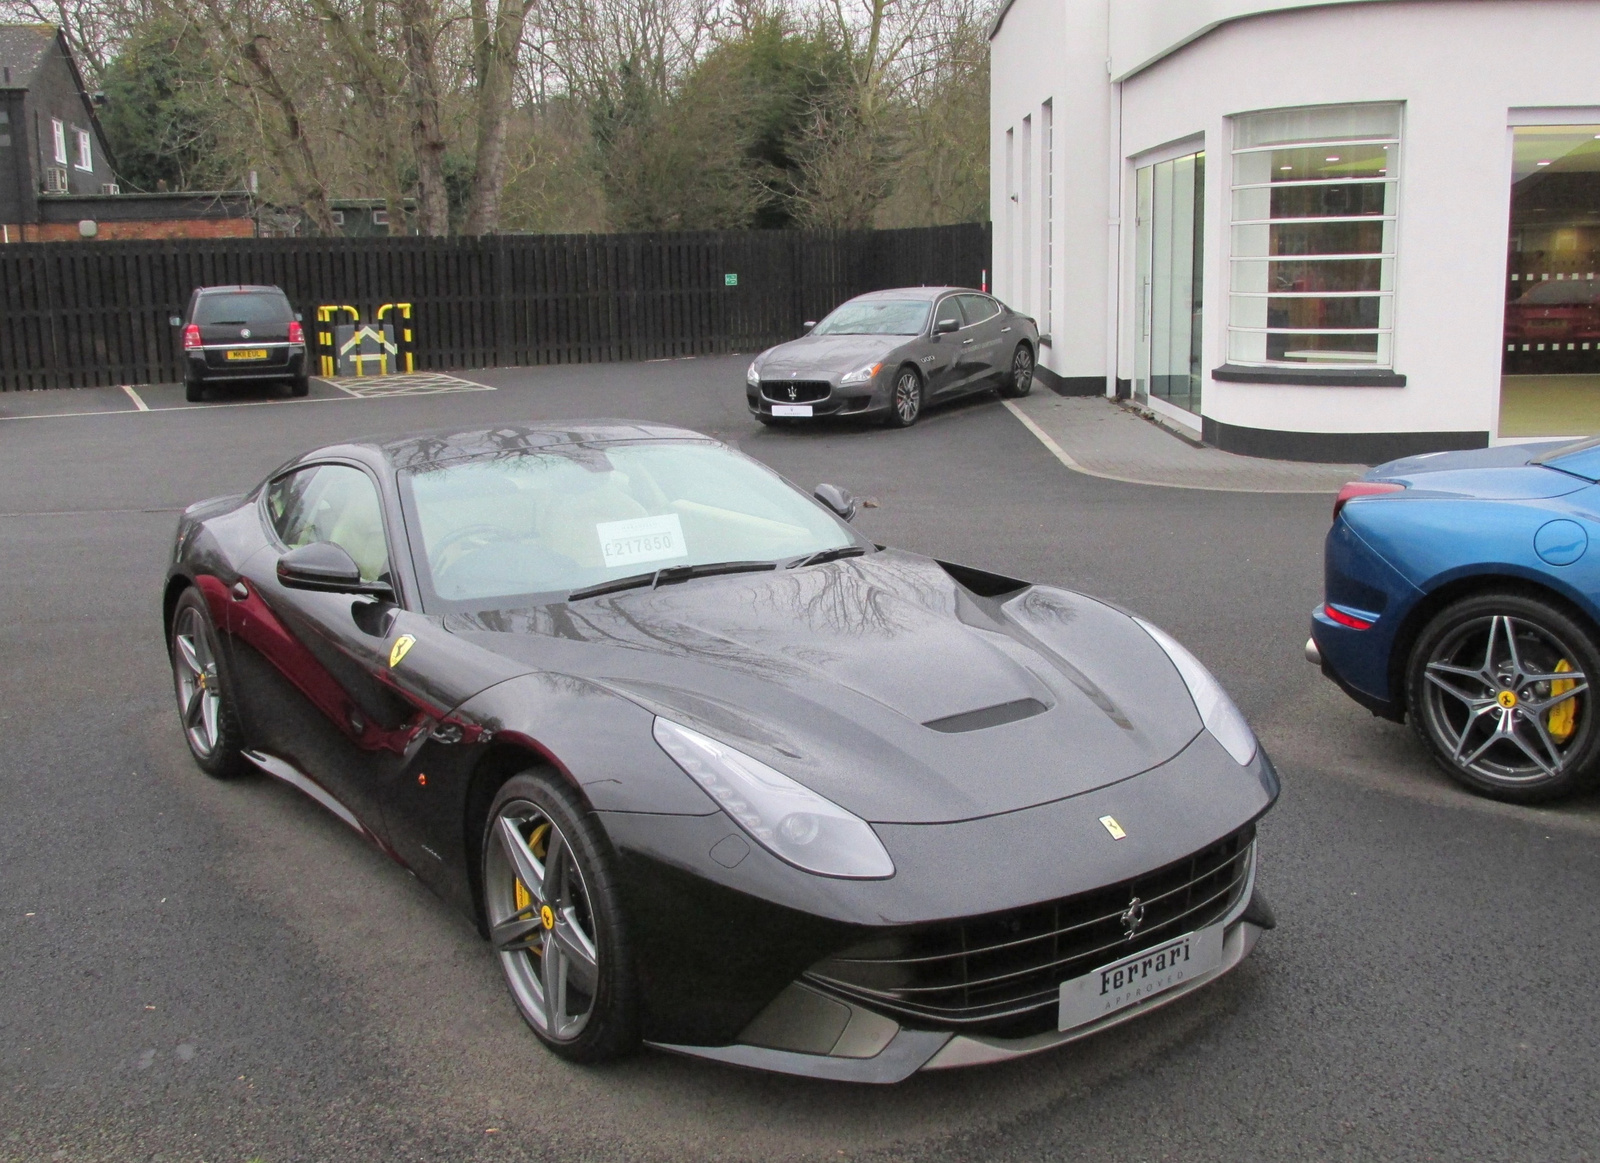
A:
<box><xmin>1229</xmin><ymin>104</ymin><xmax>1401</xmax><ymax>368</ymax></box>
<box><xmin>1499</xmin><ymin>125</ymin><xmax>1600</xmax><ymax>437</ymax></box>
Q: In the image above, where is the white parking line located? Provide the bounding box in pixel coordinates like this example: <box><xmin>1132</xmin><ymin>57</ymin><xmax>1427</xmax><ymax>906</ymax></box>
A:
<box><xmin>120</xmin><ymin>384</ymin><xmax>150</xmax><ymax>411</ymax></box>
<box><xmin>0</xmin><ymin>394</ymin><xmax>356</xmax><ymax>422</ymax></box>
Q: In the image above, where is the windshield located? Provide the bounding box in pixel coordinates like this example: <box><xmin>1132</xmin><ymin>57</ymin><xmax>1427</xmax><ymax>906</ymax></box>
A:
<box><xmin>401</xmin><ymin>441</ymin><xmax>858</xmax><ymax>608</ymax></box>
<box><xmin>813</xmin><ymin>299</ymin><xmax>931</xmax><ymax>336</ymax></box>
<box><xmin>1514</xmin><ymin>279</ymin><xmax>1600</xmax><ymax>306</ymax></box>
<box><xmin>196</xmin><ymin>292</ymin><xmax>292</xmax><ymax>327</ymax></box>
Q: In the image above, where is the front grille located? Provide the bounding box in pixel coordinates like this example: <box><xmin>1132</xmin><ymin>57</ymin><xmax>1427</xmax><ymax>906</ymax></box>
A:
<box><xmin>761</xmin><ymin>379</ymin><xmax>831</xmax><ymax>403</ymax></box>
<box><xmin>806</xmin><ymin>828</ymin><xmax>1254</xmax><ymax>1036</ymax></box>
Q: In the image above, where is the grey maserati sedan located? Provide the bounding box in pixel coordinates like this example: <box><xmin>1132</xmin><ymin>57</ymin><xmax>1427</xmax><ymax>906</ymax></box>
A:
<box><xmin>746</xmin><ymin>287</ymin><xmax>1040</xmax><ymax>427</ymax></box>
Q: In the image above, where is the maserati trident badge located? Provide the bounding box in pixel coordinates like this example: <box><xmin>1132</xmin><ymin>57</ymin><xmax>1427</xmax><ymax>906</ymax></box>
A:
<box><xmin>1099</xmin><ymin>815</ymin><xmax>1127</xmax><ymax>840</ymax></box>
<box><xmin>787</xmin><ymin>384</ymin><xmax>799</xmax><ymax>400</ymax></box>
<box><xmin>1120</xmin><ymin>896</ymin><xmax>1146</xmax><ymax>940</ymax></box>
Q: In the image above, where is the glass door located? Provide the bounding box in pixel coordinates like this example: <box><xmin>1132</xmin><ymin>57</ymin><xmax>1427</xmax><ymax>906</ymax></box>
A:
<box><xmin>1134</xmin><ymin>151</ymin><xmax>1206</xmax><ymax>414</ymax></box>
<box><xmin>1500</xmin><ymin>126</ymin><xmax>1600</xmax><ymax>437</ymax></box>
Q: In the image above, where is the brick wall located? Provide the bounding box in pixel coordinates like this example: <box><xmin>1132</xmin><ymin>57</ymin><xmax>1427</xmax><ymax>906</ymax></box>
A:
<box><xmin>0</xmin><ymin>218</ymin><xmax>255</xmax><ymax>241</ymax></box>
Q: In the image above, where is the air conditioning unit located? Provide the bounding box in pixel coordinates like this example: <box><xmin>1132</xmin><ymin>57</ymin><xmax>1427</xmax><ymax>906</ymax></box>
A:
<box><xmin>101</xmin><ymin>182</ymin><xmax>120</xmax><ymax>195</ymax></box>
<box><xmin>42</xmin><ymin>166</ymin><xmax>68</xmax><ymax>194</ymax></box>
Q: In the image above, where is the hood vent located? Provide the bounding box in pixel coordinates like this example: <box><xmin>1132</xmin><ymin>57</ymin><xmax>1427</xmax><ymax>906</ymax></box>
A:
<box><xmin>923</xmin><ymin>697</ymin><xmax>1048</xmax><ymax>734</ymax></box>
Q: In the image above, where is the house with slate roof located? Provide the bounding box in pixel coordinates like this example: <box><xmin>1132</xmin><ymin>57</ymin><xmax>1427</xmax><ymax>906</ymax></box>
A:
<box><xmin>1</xmin><ymin>24</ymin><xmax>253</xmax><ymax>242</ymax></box>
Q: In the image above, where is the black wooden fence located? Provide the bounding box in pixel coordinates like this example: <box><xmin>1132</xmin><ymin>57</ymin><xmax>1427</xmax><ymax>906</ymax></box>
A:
<box><xmin>0</xmin><ymin>222</ymin><xmax>991</xmax><ymax>391</ymax></box>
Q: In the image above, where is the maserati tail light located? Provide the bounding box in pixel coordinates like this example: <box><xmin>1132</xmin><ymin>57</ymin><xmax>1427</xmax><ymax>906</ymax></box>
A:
<box><xmin>182</xmin><ymin>324</ymin><xmax>202</xmax><ymax>350</ymax></box>
<box><xmin>1333</xmin><ymin>481</ymin><xmax>1405</xmax><ymax>522</ymax></box>
<box><xmin>288</xmin><ymin>320</ymin><xmax>304</xmax><ymax>345</ymax></box>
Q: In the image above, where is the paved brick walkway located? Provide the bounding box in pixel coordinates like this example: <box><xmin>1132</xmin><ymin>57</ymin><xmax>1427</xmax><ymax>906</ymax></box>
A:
<box><xmin>1006</xmin><ymin>393</ymin><xmax>1369</xmax><ymax>493</ymax></box>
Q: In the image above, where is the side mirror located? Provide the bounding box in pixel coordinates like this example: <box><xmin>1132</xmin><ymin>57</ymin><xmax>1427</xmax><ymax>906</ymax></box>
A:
<box><xmin>169</xmin><ymin>315</ymin><xmax>182</xmax><ymax>327</ymax></box>
<box><xmin>813</xmin><ymin>483</ymin><xmax>859</xmax><ymax>522</ymax></box>
<box><xmin>934</xmin><ymin>316</ymin><xmax>960</xmax><ymax>335</ymax></box>
<box><xmin>294</xmin><ymin>311</ymin><xmax>303</xmax><ymax>322</ymax></box>
<box><xmin>802</xmin><ymin>320</ymin><xmax>817</xmax><ymax>330</ymax></box>
<box><xmin>277</xmin><ymin>541</ymin><xmax>393</xmax><ymax>598</ymax></box>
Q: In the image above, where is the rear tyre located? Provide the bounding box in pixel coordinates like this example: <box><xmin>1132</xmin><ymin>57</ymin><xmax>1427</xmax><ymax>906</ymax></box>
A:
<box><xmin>885</xmin><ymin>366</ymin><xmax>923</xmax><ymax>427</ymax></box>
<box><xmin>184</xmin><ymin>379</ymin><xmax>204</xmax><ymax>403</ymax></box>
<box><xmin>999</xmin><ymin>343</ymin><xmax>1034</xmax><ymax>398</ymax></box>
<box><xmin>169</xmin><ymin>588</ymin><xmax>246</xmax><ymax>778</ymax></box>
<box><xmin>1406</xmin><ymin>591</ymin><xmax>1600</xmax><ymax>802</ymax></box>
<box><xmin>290</xmin><ymin>375</ymin><xmax>310</xmax><ymax>397</ymax></box>
<box><xmin>481</xmin><ymin>771</ymin><xmax>639</xmax><ymax>1063</ymax></box>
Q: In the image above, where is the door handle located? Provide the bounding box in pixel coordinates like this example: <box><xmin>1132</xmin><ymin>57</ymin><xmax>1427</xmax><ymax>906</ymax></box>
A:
<box><xmin>1001</xmin><ymin>327</ymin><xmax>1012</xmax><ymax>333</ymax></box>
<box><xmin>962</xmin><ymin>338</ymin><xmax>975</xmax><ymax>345</ymax></box>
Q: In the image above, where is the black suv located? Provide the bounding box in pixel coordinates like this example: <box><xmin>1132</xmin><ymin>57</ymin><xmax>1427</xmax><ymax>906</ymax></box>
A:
<box><xmin>172</xmin><ymin>285</ymin><xmax>308</xmax><ymax>402</ymax></box>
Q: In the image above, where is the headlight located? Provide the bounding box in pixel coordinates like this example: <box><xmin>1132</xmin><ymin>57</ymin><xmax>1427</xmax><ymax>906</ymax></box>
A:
<box><xmin>746</xmin><ymin>361</ymin><xmax>761</xmax><ymax>387</ymax></box>
<box><xmin>1133</xmin><ymin>618</ymin><xmax>1258</xmax><ymax>766</ymax></box>
<box><xmin>840</xmin><ymin>362</ymin><xmax>882</xmax><ymax>385</ymax></box>
<box><xmin>652</xmin><ymin>717</ymin><xmax>895</xmax><ymax>879</ymax></box>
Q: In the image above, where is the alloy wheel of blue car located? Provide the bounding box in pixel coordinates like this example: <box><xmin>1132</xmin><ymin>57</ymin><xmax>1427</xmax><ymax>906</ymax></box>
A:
<box><xmin>1408</xmin><ymin>593</ymin><xmax>1600</xmax><ymax>802</ymax></box>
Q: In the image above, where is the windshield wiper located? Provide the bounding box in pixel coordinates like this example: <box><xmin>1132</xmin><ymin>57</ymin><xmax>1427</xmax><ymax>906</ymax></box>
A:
<box><xmin>786</xmin><ymin>546</ymin><xmax>867</xmax><ymax>569</ymax></box>
<box><xmin>567</xmin><ymin>560</ymin><xmax>778</xmax><ymax>601</ymax></box>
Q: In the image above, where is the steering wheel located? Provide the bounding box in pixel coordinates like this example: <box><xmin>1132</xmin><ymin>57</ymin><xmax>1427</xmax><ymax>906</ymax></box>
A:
<box><xmin>431</xmin><ymin>523</ymin><xmax>519</xmax><ymax>572</ymax></box>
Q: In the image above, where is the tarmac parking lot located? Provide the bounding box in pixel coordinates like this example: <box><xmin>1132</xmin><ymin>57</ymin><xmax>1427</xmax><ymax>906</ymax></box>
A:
<box><xmin>3</xmin><ymin>356</ymin><xmax>1599</xmax><ymax>1162</ymax></box>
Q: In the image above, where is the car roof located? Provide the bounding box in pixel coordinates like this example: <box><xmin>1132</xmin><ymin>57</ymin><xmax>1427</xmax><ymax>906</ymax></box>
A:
<box><xmin>195</xmin><ymin>285</ymin><xmax>288</xmax><ymax>296</ymax></box>
<box><xmin>849</xmin><ymin>286</ymin><xmax>981</xmax><ymax>303</ymax></box>
<box><xmin>304</xmin><ymin>421</ymin><xmax>717</xmax><ymax>474</ymax></box>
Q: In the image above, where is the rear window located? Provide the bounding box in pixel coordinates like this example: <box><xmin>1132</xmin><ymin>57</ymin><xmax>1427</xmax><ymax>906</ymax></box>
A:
<box><xmin>195</xmin><ymin>291</ymin><xmax>292</xmax><ymax>327</ymax></box>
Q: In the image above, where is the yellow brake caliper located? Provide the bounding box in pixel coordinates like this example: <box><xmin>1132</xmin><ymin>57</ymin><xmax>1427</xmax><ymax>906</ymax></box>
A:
<box><xmin>513</xmin><ymin>822</ymin><xmax>552</xmax><ymax>956</ymax></box>
<box><xmin>1548</xmin><ymin>659</ymin><xmax>1577</xmax><ymax>742</ymax></box>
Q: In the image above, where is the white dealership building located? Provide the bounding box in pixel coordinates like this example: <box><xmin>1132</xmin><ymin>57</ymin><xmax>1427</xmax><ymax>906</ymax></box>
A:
<box><xmin>990</xmin><ymin>0</ymin><xmax>1600</xmax><ymax>461</ymax></box>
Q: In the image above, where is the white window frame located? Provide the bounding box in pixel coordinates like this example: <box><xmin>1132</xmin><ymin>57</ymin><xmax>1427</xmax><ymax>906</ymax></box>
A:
<box><xmin>74</xmin><ymin>127</ymin><xmax>92</xmax><ymax>171</ymax></box>
<box><xmin>50</xmin><ymin>118</ymin><xmax>66</xmax><ymax>164</ymax></box>
<box><xmin>1227</xmin><ymin>104</ymin><xmax>1401</xmax><ymax>370</ymax></box>
<box><xmin>1040</xmin><ymin>100</ymin><xmax>1053</xmax><ymax>339</ymax></box>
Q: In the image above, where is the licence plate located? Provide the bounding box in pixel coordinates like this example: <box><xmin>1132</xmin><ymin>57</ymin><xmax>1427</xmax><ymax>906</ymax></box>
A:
<box><xmin>226</xmin><ymin>348</ymin><xmax>269</xmax><ymax>360</ymax></box>
<box><xmin>771</xmin><ymin>404</ymin><xmax>812</xmax><ymax>417</ymax></box>
<box><xmin>1058</xmin><ymin>923</ymin><xmax>1224</xmax><ymax>1031</ymax></box>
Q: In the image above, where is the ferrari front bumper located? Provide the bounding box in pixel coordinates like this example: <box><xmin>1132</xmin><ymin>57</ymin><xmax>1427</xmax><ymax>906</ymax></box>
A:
<box><xmin>649</xmin><ymin>875</ymin><xmax>1274</xmax><ymax>1083</ymax></box>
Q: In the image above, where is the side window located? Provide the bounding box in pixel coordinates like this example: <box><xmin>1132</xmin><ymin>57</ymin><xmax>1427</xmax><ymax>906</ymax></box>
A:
<box><xmin>266</xmin><ymin>465</ymin><xmax>391</xmax><ymax>582</ymax></box>
<box><xmin>957</xmin><ymin>294</ymin><xmax>998</xmax><ymax>326</ymax></box>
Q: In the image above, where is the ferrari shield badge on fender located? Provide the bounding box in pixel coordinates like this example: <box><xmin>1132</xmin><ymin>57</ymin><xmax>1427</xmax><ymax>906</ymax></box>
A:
<box><xmin>389</xmin><ymin>634</ymin><xmax>416</xmax><ymax>668</ymax></box>
<box><xmin>1099</xmin><ymin>815</ymin><xmax>1127</xmax><ymax>840</ymax></box>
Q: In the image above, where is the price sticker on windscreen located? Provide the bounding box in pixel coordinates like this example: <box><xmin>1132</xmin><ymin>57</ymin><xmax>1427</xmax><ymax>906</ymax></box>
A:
<box><xmin>596</xmin><ymin>513</ymin><xmax>689</xmax><ymax>570</ymax></box>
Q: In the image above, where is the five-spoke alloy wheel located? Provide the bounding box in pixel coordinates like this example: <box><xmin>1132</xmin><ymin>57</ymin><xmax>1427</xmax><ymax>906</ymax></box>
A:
<box><xmin>1000</xmin><ymin>343</ymin><xmax>1034</xmax><ymax>398</ymax></box>
<box><xmin>482</xmin><ymin>772</ymin><xmax>638</xmax><ymax>1061</ymax></box>
<box><xmin>1408</xmin><ymin>593</ymin><xmax>1600</xmax><ymax>801</ymax></box>
<box><xmin>169</xmin><ymin>588</ymin><xmax>244</xmax><ymax>777</ymax></box>
<box><xmin>886</xmin><ymin>366</ymin><xmax>923</xmax><ymax>427</ymax></box>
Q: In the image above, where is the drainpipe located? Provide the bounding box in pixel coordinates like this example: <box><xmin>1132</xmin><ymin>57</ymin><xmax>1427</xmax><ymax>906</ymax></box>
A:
<box><xmin>1103</xmin><ymin>1</ymin><xmax>1124</xmax><ymax>399</ymax></box>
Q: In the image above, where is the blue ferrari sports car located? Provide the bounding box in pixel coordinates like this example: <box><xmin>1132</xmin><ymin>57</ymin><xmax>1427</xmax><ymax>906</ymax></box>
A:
<box><xmin>1309</xmin><ymin>437</ymin><xmax>1600</xmax><ymax>802</ymax></box>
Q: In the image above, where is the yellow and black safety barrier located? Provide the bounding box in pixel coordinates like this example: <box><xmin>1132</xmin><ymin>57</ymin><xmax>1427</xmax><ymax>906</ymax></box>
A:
<box><xmin>315</xmin><ymin>302</ymin><xmax>415</xmax><ymax>377</ymax></box>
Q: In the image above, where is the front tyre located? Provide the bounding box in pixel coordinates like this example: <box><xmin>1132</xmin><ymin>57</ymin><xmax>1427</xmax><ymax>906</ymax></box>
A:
<box><xmin>1407</xmin><ymin>592</ymin><xmax>1600</xmax><ymax>802</ymax></box>
<box><xmin>885</xmin><ymin>366</ymin><xmax>923</xmax><ymax>427</ymax></box>
<box><xmin>482</xmin><ymin>771</ymin><xmax>639</xmax><ymax>1062</ymax></box>
<box><xmin>169</xmin><ymin>588</ymin><xmax>245</xmax><ymax>778</ymax></box>
<box><xmin>999</xmin><ymin>343</ymin><xmax>1034</xmax><ymax>398</ymax></box>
